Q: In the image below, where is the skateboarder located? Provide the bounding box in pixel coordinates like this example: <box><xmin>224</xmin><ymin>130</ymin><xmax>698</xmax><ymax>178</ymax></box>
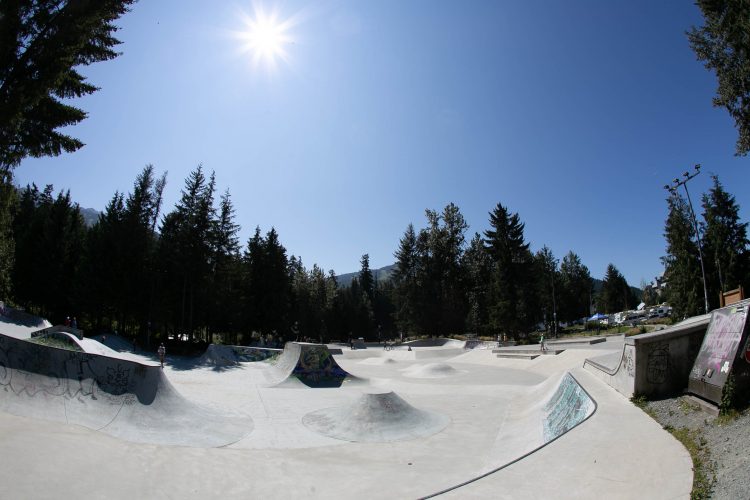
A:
<box><xmin>158</xmin><ymin>343</ymin><xmax>166</xmax><ymax>368</ymax></box>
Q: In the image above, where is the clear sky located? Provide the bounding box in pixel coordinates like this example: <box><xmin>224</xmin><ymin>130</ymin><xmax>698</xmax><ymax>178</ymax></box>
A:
<box><xmin>16</xmin><ymin>0</ymin><xmax>750</xmax><ymax>286</ymax></box>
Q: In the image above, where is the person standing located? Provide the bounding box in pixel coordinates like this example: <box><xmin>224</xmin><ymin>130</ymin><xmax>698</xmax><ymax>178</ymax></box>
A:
<box><xmin>158</xmin><ymin>343</ymin><xmax>166</xmax><ymax>368</ymax></box>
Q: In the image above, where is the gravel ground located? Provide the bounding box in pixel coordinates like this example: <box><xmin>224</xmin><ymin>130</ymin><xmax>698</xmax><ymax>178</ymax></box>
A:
<box><xmin>644</xmin><ymin>397</ymin><xmax>750</xmax><ymax>499</ymax></box>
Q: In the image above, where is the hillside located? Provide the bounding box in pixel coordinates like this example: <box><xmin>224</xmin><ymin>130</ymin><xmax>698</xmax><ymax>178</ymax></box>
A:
<box><xmin>336</xmin><ymin>264</ymin><xmax>396</xmax><ymax>287</ymax></box>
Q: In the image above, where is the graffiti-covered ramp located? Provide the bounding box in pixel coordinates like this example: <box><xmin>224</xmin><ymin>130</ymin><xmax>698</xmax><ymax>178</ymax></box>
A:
<box><xmin>0</xmin><ymin>333</ymin><xmax>252</xmax><ymax>447</ymax></box>
<box><xmin>479</xmin><ymin>372</ymin><xmax>595</xmax><ymax>475</ymax></box>
<box><xmin>265</xmin><ymin>342</ymin><xmax>364</xmax><ymax>387</ymax></box>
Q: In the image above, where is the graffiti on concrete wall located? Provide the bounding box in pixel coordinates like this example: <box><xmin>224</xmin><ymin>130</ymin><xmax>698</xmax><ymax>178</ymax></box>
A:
<box><xmin>702</xmin><ymin>308</ymin><xmax>747</xmax><ymax>369</ymax></box>
<box><xmin>542</xmin><ymin>373</ymin><xmax>595</xmax><ymax>442</ymax></box>
<box><xmin>293</xmin><ymin>344</ymin><xmax>350</xmax><ymax>388</ymax></box>
<box><xmin>0</xmin><ymin>334</ymin><xmax>141</xmax><ymax>407</ymax></box>
<box><xmin>623</xmin><ymin>346</ymin><xmax>635</xmax><ymax>378</ymax></box>
<box><xmin>646</xmin><ymin>343</ymin><xmax>670</xmax><ymax>385</ymax></box>
<box><xmin>690</xmin><ymin>306</ymin><xmax>749</xmax><ymax>389</ymax></box>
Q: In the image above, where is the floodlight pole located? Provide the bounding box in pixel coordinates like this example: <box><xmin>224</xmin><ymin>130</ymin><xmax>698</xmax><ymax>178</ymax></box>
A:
<box><xmin>664</xmin><ymin>164</ymin><xmax>709</xmax><ymax>315</ymax></box>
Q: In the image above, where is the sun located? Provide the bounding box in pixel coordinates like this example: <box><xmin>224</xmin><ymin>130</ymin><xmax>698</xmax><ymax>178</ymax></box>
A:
<box><xmin>237</xmin><ymin>7</ymin><xmax>293</xmax><ymax>70</ymax></box>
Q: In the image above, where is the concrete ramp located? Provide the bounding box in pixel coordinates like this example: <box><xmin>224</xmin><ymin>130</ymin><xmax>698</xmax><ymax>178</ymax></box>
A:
<box><xmin>0</xmin><ymin>333</ymin><xmax>252</xmax><ymax>447</ymax></box>
<box><xmin>91</xmin><ymin>334</ymin><xmax>135</xmax><ymax>353</ymax></box>
<box><xmin>302</xmin><ymin>391</ymin><xmax>449</xmax><ymax>442</ymax></box>
<box><xmin>480</xmin><ymin>372</ymin><xmax>595</xmax><ymax>474</ymax></box>
<box><xmin>265</xmin><ymin>342</ymin><xmax>361</xmax><ymax>388</ymax></box>
<box><xmin>200</xmin><ymin>344</ymin><xmax>281</xmax><ymax>367</ymax></box>
<box><xmin>0</xmin><ymin>304</ymin><xmax>52</xmax><ymax>340</ymax></box>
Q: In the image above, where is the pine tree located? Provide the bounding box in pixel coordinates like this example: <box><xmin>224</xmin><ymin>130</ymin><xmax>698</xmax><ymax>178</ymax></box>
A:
<box><xmin>462</xmin><ymin>233</ymin><xmax>492</xmax><ymax>335</ymax></box>
<box><xmin>0</xmin><ymin>173</ymin><xmax>15</xmax><ymax>299</ymax></box>
<box><xmin>78</xmin><ymin>190</ymin><xmax>125</xmax><ymax>330</ymax></box>
<box><xmin>599</xmin><ymin>264</ymin><xmax>635</xmax><ymax>314</ymax></box>
<box><xmin>559</xmin><ymin>251</ymin><xmax>593</xmax><ymax>323</ymax></box>
<box><xmin>12</xmin><ymin>185</ymin><xmax>85</xmax><ymax>321</ymax></box>
<box><xmin>0</xmin><ymin>0</ymin><xmax>137</xmax><ymax>170</ymax></box>
<box><xmin>534</xmin><ymin>246</ymin><xmax>559</xmax><ymax>334</ymax></box>
<box><xmin>701</xmin><ymin>174</ymin><xmax>749</xmax><ymax>308</ymax></box>
<box><xmin>689</xmin><ymin>0</ymin><xmax>750</xmax><ymax>155</ymax></box>
<box><xmin>663</xmin><ymin>192</ymin><xmax>703</xmax><ymax>318</ymax></box>
<box><xmin>484</xmin><ymin>203</ymin><xmax>535</xmax><ymax>340</ymax></box>
<box><xmin>156</xmin><ymin>166</ymin><xmax>216</xmax><ymax>340</ymax></box>
<box><xmin>392</xmin><ymin>223</ymin><xmax>418</xmax><ymax>335</ymax></box>
<box><xmin>358</xmin><ymin>253</ymin><xmax>374</xmax><ymax>301</ymax></box>
<box><xmin>209</xmin><ymin>190</ymin><xmax>242</xmax><ymax>342</ymax></box>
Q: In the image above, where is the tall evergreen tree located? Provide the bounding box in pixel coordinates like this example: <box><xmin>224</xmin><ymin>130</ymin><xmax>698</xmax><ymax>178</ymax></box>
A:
<box><xmin>0</xmin><ymin>173</ymin><xmax>15</xmax><ymax>299</ymax></box>
<box><xmin>534</xmin><ymin>246</ymin><xmax>559</xmax><ymax>334</ymax></box>
<box><xmin>559</xmin><ymin>251</ymin><xmax>593</xmax><ymax>323</ymax></box>
<box><xmin>78</xmin><ymin>190</ymin><xmax>125</xmax><ymax>330</ymax></box>
<box><xmin>689</xmin><ymin>0</ymin><xmax>750</xmax><ymax>155</ymax></box>
<box><xmin>157</xmin><ymin>166</ymin><xmax>216</xmax><ymax>340</ymax></box>
<box><xmin>12</xmin><ymin>185</ymin><xmax>85</xmax><ymax>321</ymax></box>
<box><xmin>0</xmin><ymin>0</ymin><xmax>137</xmax><ymax>170</ymax></box>
<box><xmin>392</xmin><ymin>223</ymin><xmax>418</xmax><ymax>335</ymax></box>
<box><xmin>358</xmin><ymin>253</ymin><xmax>374</xmax><ymax>301</ymax></box>
<box><xmin>599</xmin><ymin>263</ymin><xmax>635</xmax><ymax>314</ymax></box>
<box><xmin>462</xmin><ymin>232</ymin><xmax>492</xmax><ymax>335</ymax></box>
<box><xmin>701</xmin><ymin>174</ymin><xmax>749</xmax><ymax>308</ymax></box>
<box><xmin>484</xmin><ymin>203</ymin><xmax>536</xmax><ymax>340</ymax></box>
<box><xmin>209</xmin><ymin>190</ymin><xmax>242</xmax><ymax>341</ymax></box>
<box><xmin>662</xmin><ymin>192</ymin><xmax>703</xmax><ymax>318</ymax></box>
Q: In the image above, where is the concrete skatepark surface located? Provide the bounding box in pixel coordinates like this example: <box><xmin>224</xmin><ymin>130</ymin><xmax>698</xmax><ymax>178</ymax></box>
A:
<box><xmin>0</xmin><ymin>314</ymin><xmax>693</xmax><ymax>499</ymax></box>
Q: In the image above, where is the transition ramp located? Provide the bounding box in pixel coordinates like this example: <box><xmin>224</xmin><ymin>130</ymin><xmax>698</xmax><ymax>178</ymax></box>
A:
<box><xmin>0</xmin><ymin>333</ymin><xmax>252</xmax><ymax>447</ymax></box>
<box><xmin>200</xmin><ymin>344</ymin><xmax>281</xmax><ymax>367</ymax></box>
<box><xmin>265</xmin><ymin>342</ymin><xmax>361</xmax><ymax>388</ymax></box>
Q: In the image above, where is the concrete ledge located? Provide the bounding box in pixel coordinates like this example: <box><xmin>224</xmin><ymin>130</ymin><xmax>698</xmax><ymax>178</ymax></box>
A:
<box><xmin>583</xmin><ymin>313</ymin><xmax>711</xmax><ymax>399</ymax></box>
<box><xmin>496</xmin><ymin>353</ymin><xmax>540</xmax><ymax>360</ymax></box>
<box><xmin>493</xmin><ymin>348</ymin><xmax>563</xmax><ymax>355</ymax></box>
<box><xmin>547</xmin><ymin>337</ymin><xmax>606</xmax><ymax>346</ymax></box>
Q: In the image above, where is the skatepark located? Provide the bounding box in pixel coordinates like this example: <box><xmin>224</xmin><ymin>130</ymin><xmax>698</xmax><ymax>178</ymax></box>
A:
<box><xmin>0</xmin><ymin>310</ymin><xmax>694</xmax><ymax>499</ymax></box>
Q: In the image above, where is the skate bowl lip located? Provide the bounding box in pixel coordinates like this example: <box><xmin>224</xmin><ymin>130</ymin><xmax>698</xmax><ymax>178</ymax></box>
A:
<box><xmin>265</xmin><ymin>341</ymin><xmax>366</xmax><ymax>388</ymax></box>
<box><xmin>418</xmin><ymin>371</ymin><xmax>597</xmax><ymax>498</ymax></box>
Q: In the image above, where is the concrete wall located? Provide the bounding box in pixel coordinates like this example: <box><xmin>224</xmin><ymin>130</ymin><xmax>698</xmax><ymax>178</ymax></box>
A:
<box><xmin>0</xmin><ymin>332</ymin><xmax>252</xmax><ymax>446</ymax></box>
<box><xmin>584</xmin><ymin>314</ymin><xmax>710</xmax><ymax>398</ymax></box>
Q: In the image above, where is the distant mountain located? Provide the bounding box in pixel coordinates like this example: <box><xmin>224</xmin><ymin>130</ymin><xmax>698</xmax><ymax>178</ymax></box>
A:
<box><xmin>79</xmin><ymin>207</ymin><xmax>100</xmax><ymax>227</ymax></box>
<box><xmin>336</xmin><ymin>264</ymin><xmax>397</xmax><ymax>288</ymax></box>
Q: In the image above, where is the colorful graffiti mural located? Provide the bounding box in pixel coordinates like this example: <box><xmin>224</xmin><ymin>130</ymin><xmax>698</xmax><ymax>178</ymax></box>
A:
<box><xmin>542</xmin><ymin>373</ymin><xmax>595</xmax><ymax>442</ymax></box>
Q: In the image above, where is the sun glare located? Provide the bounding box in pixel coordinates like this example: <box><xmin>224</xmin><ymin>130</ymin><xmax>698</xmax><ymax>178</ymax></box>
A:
<box><xmin>237</xmin><ymin>7</ymin><xmax>293</xmax><ymax>70</ymax></box>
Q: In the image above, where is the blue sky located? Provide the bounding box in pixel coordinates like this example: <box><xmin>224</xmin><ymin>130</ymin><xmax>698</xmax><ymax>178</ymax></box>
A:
<box><xmin>16</xmin><ymin>0</ymin><xmax>750</xmax><ymax>286</ymax></box>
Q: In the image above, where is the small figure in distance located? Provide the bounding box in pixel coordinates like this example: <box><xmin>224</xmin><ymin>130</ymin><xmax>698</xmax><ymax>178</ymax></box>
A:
<box><xmin>71</xmin><ymin>317</ymin><xmax>78</xmax><ymax>329</ymax></box>
<box><xmin>158</xmin><ymin>343</ymin><xmax>166</xmax><ymax>368</ymax></box>
<box><xmin>540</xmin><ymin>333</ymin><xmax>546</xmax><ymax>352</ymax></box>
<box><xmin>65</xmin><ymin>316</ymin><xmax>71</xmax><ymax>327</ymax></box>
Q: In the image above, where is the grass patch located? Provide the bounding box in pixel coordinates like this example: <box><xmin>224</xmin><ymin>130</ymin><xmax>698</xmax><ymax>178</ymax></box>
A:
<box><xmin>664</xmin><ymin>426</ymin><xmax>715</xmax><ymax>500</ymax></box>
<box><xmin>678</xmin><ymin>398</ymin><xmax>702</xmax><ymax>415</ymax></box>
<box><xmin>631</xmin><ymin>396</ymin><xmax>715</xmax><ymax>499</ymax></box>
<box><xmin>630</xmin><ymin>395</ymin><xmax>657</xmax><ymax>418</ymax></box>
